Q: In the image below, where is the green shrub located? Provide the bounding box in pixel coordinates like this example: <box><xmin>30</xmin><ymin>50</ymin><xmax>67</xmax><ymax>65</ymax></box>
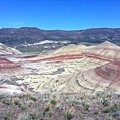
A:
<box><xmin>82</xmin><ymin>101</ymin><xmax>90</xmax><ymax>111</ymax></box>
<box><xmin>21</xmin><ymin>107</ymin><xmax>26</xmax><ymax>111</ymax></box>
<box><xmin>50</xmin><ymin>100</ymin><xmax>56</xmax><ymax>105</ymax></box>
<box><xmin>2</xmin><ymin>99</ymin><xmax>10</xmax><ymax>105</ymax></box>
<box><xmin>39</xmin><ymin>118</ymin><xmax>44</xmax><ymax>120</ymax></box>
<box><xmin>48</xmin><ymin>112</ymin><xmax>53</xmax><ymax>117</ymax></box>
<box><xmin>71</xmin><ymin>103</ymin><xmax>74</xmax><ymax>106</ymax></box>
<box><xmin>112</xmin><ymin>112</ymin><xmax>119</xmax><ymax>118</ymax></box>
<box><xmin>111</xmin><ymin>104</ymin><xmax>118</xmax><ymax>112</ymax></box>
<box><xmin>14</xmin><ymin>100</ymin><xmax>19</xmax><ymax>105</ymax></box>
<box><xmin>44</xmin><ymin>107</ymin><xmax>50</xmax><ymax>112</ymax></box>
<box><xmin>102</xmin><ymin>108</ymin><xmax>111</xmax><ymax>113</ymax></box>
<box><xmin>18</xmin><ymin>103</ymin><xmax>21</xmax><ymax>108</ymax></box>
<box><xmin>94</xmin><ymin>111</ymin><xmax>99</xmax><ymax>115</ymax></box>
<box><xmin>6</xmin><ymin>110</ymin><xmax>14</xmax><ymax>118</ymax></box>
<box><xmin>65</xmin><ymin>113</ymin><xmax>72</xmax><ymax>120</ymax></box>
<box><xmin>101</xmin><ymin>97</ymin><xmax>110</xmax><ymax>106</ymax></box>
<box><xmin>117</xmin><ymin>94</ymin><xmax>120</xmax><ymax>98</ymax></box>
<box><xmin>29</xmin><ymin>113</ymin><xmax>37</xmax><ymax>119</ymax></box>
<box><xmin>29</xmin><ymin>96</ymin><xmax>36</xmax><ymax>101</ymax></box>
<box><xmin>106</xmin><ymin>117</ymin><xmax>115</xmax><ymax>120</ymax></box>
<box><xmin>84</xmin><ymin>104</ymin><xmax>89</xmax><ymax>111</ymax></box>
<box><xmin>2</xmin><ymin>116</ymin><xmax>8</xmax><ymax>120</ymax></box>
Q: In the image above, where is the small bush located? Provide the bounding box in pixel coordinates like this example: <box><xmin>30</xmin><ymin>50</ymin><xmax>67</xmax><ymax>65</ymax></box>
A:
<box><xmin>2</xmin><ymin>116</ymin><xmax>8</xmax><ymax>120</ymax></box>
<box><xmin>39</xmin><ymin>118</ymin><xmax>44</xmax><ymax>120</ymax></box>
<box><xmin>106</xmin><ymin>117</ymin><xmax>115</xmax><ymax>120</ymax></box>
<box><xmin>102</xmin><ymin>108</ymin><xmax>111</xmax><ymax>113</ymax></box>
<box><xmin>65</xmin><ymin>113</ymin><xmax>72</xmax><ymax>120</ymax></box>
<box><xmin>14</xmin><ymin>100</ymin><xmax>19</xmax><ymax>105</ymax></box>
<box><xmin>94</xmin><ymin>111</ymin><xmax>99</xmax><ymax>115</ymax></box>
<box><xmin>112</xmin><ymin>112</ymin><xmax>119</xmax><ymax>118</ymax></box>
<box><xmin>29</xmin><ymin>113</ymin><xmax>37</xmax><ymax>119</ymax></box>
<box><xmin>50</xmin><ymin>100</ymin><xmax>56</xmax><ymax>105</ymax></box>
<box><xmin>48</xmin><ymin>112</ymin><xmax>53</xmax><ymax>117</ymax></box>
<box><xmin>2</xmin><ymin>99</ymin><xmax>10</xmax><ymax>105</ymax></box>
<box><xmin>111</xmin><ymin>104</ymin><xmax>118</xmax><ymax>112</ymax></box>
<box><xmin>6</xmin><ymin>110</ymin><xmax>14</xmax><ymax>118</ymax></box>
<box><xmin>21</xmin><ymin>107</ymin><xmax>26</xmax><ymax>111</ymax></box>
<box><xmin>29</xmin><ymin>96</ymin><xmax>36</xmax><ymax>101</ymax></box>
<box><xmin>17</xmin><ymin>113</ymin><xmax>29</xmax><ymax>120</ymax></box>
<box><xmin>101</xmin><ymin>97</ymin><xmax>110</xmax><ymax>106</ymax></box>
<box><xmin>117</xmin><ymin>94</ymin><xmax>120</xmax><ymax>98</ymax></box>
<box><xmin>82</xmin><ymin>101</ymin><xmax>90</xmax><ymax>111</ymax></box>
<box><xmin>44</xmin><ymin>107</ymin><xmax>50</xmax><ymax>112</ymax></box>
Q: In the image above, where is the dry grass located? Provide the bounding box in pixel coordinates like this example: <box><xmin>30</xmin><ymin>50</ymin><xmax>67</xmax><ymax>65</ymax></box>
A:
<box><xmin>0</xmin><ymin>92</ymin><xmax>120</xmax><ymax>120</ymax></box>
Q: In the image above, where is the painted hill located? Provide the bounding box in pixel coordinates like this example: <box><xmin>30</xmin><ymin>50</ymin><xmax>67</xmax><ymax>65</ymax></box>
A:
<box><xmin>0</xmin><ymin>58</ymin><xmax>25</xmax><ymax>75</ymax></box>
<box><xmin>0</xmin><ymin>43</ymin><xmax>21</xmax><ymax>54</ymax></box>
<box><xmin>1</xmin><ymin>41</ymin><xmax>120</xmax><ymax>94</ymax></box>
<box><xmin>20</xmin><ymin>41</ymin><xmax>120</xmax><ymax>94</ymax></box>
<box><xmin>78</xmin><ymin>60</ymin><xmax>120</xmax><ymax>93</ymax></box>
<box><xmin>84</xmin><ymin>41</ymin><xmax>120</xmax><ymax>60</ymax></box>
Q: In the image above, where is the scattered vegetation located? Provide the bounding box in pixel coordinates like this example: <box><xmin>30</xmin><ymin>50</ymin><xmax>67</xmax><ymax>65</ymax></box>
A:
<box><xmin>0</xmin><ymin>92</ymin><xmax>120</xmax><ymax>120</ymax></box>
<box><xmin>20</xmin><ymin>50</ymin><xmax>43</xmax><ymax>53</ymax></box>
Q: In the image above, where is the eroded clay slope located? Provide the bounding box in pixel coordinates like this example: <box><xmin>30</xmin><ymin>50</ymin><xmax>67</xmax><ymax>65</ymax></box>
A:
<box><xmin>6</xmin><ymin>41</ymin><xmax>120</xmax><ymax>94</ymax></box>
<box><xmin>84</xmin><ymin>41</ymin><xmax>120</xmax><ymax>59</ymax></box>
<box><xmin>0</xmin><ymin>43</ymin><xmax>21</xmax><ymax>54</ymax></box>
<box><xmin>77</xmin><ymin>60</ymin><xmax>120</xmax><ymax>93</ymax></box>
<box><xmin>24</xmin><ymin>44</ymin><xmax>87</xmax><ymax>63</ymax></box>
<box><xmin>25</xmin><ymin>41</ymin><xmax>120</xmax><ymax>64</ymax></box>
<box><xmin>52</xmin><ymin>44</ymin><xmax>87</xmax><ymax>55</ymax></box>
<box><xmin>0</xmin><ymin>58</ymin><xmax>25</xmax><ymax>75</ymax></box>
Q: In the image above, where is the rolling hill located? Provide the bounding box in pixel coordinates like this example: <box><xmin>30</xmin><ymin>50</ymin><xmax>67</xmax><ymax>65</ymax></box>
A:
<box><xmin>0</xmin><ymin>27</ymin><xmax>120</xmax><ymax>50</ymax></box>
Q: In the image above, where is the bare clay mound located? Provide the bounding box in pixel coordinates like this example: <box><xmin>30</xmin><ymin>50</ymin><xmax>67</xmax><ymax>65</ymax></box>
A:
<box><xmin>0</xmin><ymin>43</ymin><xmax>21</xmax><ymax>55</ymax></box>
<box><xmin>0</xmin><ymin>58</ymin><xmax>25</xmax><ymax>75</ymax></box>
<box><xmin>84</xmin><ymin>41</ymin><xmax>120</xmax><ymax>59</ymax></box>
<box><xmin>6</xmin><ymin>41</ymin><xmax>120</xmax><ymax>95</ymax></box>
<box><xmin>21</xmin><ymin>41</ymin><xmax>120</xmax><ymax>94</ymax></box>
<box><xmin>78</xmin><ymin>60</ymin><xmax>120</xmax><ymax>93</ymax></box>
<box><xmin>0</xmin><ymin>58</ymin><xmax>29</xmax><ymax>95</ymax></box>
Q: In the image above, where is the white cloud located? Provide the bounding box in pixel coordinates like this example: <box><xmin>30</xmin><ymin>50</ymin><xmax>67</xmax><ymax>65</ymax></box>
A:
<box><xmin>10</xmin><ymin>21</ymin><xmax>25</xmax><ymax>26</ymax></box>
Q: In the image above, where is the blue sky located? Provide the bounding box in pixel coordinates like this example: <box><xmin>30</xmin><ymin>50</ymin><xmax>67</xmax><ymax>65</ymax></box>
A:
<box><xmin>0</xmin><ymin>0</ymin><xmax>120</xmax><ymax>30</ymax></box>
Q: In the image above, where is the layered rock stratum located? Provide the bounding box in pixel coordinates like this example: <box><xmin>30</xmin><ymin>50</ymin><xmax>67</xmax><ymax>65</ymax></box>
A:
<box><xmin>0</xmin><ymin>41</ymin><xmax>120</xmax><ymax>95</ymax></box>
<box><xmin>0</xmin><ymin>43</ymin><xmax>21</xmax><ymax>54</ymax></box>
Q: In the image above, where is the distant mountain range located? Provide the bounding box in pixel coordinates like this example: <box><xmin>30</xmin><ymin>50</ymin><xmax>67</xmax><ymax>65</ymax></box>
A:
<box><xmin>0</xmin><ymin>27</ymin><xmax>120</xmax><ymax>50</ymax></box>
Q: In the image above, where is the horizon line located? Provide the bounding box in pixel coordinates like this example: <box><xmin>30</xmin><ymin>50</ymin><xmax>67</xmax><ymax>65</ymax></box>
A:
<box><xmin>0</xmin><ymin>26</ymin><xmax>120</xmax><ymax>31</ymax></box>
